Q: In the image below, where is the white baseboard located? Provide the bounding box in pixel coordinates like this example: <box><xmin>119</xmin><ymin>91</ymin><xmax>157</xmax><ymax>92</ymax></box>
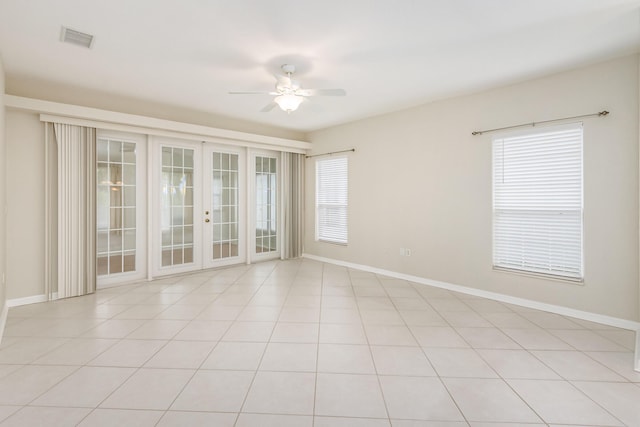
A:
<box><xmin>303</xmin><ymin>253</ymin><xmax>640</xmax><ymax>332</ymax></box>
<box><xmin>0</xmin><ymin>302</ymin><xmax>8</xmax><ymax>345</ymax></box>
<box><xmin>7</xmin><ymin>292</ymin><xmax>58</xmax><ymax>308</ymax></box>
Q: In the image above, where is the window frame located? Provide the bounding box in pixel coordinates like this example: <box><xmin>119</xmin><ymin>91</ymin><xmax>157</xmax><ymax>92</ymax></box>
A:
<box><xmin>492</xmin><ymin>123</ymin><xmax>584</xmax><ymax>282</ymax></box>
<box><xmin>315</xmin><ymin>155</ymin><xmax>349</xmax><ymax>245</ymax></box>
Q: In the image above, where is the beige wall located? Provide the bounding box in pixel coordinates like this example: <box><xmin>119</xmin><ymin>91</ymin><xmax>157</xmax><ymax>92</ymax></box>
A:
<box><xmin>305</xmin><ymin>54</ymin><xmax>640</xmax><ymax>322</ymax></box>
<box><xmin>5</xmin><ymin>111</ymin><xmax>44</xmax><ymax>299</ymax></box>
<box><xmin>0</xmin><ymin>55</ymin><xmax>6</xmax><ymax>310</ymax></box>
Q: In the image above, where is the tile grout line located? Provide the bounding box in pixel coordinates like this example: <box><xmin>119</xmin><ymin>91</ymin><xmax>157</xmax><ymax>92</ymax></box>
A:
<box><xmin>447</xmin><ymin>292</ymin><xmax>552</xmax><ymax>424</ymax></box>
<box><xmin>0</xmin><ymin>259</ymin><xmax>637</xmax><ymax>425</ymax></box>
<box><xmin>384</xmin><ymin>273</ymin><xmax>471</xmax><ymax>426</ymax></box>
<box><xmin>232</xmin><ymin>260</ymin><xmax>298</xmax><ymax>427</ymax></box>
<box><xmin>154</xmin><ymin>271</ymin><xmax>241</xmax><ymax>426</ymax></box>
<box><xmin>70</xmin><ymin>269</ymin><xmax>230</xmax><ymax>425</ymax></box>
<box><xmin>11</xmin><ymin>284</ymin><xmax>174</xmax><ymax>424</ymax></box>
<box><xmin>458</xmin><ymin>292</ymin><xmax>630</xmax><ymax>426</ymax></box>
<box><xmin>352</xmin><ymin>270</ymin><xmax>392</xmax><ymax>425</ymax></box>
<box><xmin>311</xmin><ymin>261</ymin><xmax>324</xmax><ymax>427</ymax></box>
<box><xmin>73</xmin><ymin>273</ymin><xmax>216</xmax><ymax>426</ymax></box>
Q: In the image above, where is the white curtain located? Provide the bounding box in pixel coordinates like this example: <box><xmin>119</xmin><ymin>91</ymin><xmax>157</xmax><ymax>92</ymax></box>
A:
<box><xmin>281</xmin><ymin>152</ymin><xmax>305</xmax><ymax>259</ymax></box>
<box><xmin>46</xmin><ymin>123</ymin><xmax>97</xmax><ymax>299</ymax></box>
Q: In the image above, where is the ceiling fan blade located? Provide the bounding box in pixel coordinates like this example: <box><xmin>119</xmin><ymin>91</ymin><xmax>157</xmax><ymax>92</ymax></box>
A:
<box><xmin>260</xmin><ymin>102</ymin><xmax>277</xmax><ymax>112</ymax></box>
<box><xmin>297</xmin><ymin>88</ymin><xmax>346</xmax><ymax>97</ymax></box>
<box><xmin>229</xmin><ymin>91</ymin><xmax>279</xmax><ymax>95</ymax></box>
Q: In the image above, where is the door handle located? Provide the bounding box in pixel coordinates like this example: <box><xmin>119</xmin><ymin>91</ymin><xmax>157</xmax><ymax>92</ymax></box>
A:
<box><xmin>204</xmin><ymin>218</ymin><xmax>210</xmax><ymax>223</ymax></box>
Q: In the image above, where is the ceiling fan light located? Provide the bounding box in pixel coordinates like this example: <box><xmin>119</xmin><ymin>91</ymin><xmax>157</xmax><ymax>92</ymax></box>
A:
<box><xmin>274</xmin><ymin>94</ymin><xmax>303</xmax><ymax>112</ymax></box>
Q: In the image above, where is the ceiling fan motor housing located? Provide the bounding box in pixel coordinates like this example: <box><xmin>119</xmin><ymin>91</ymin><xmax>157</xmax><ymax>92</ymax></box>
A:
<box><xmin>281</xmin><ymin>64</ymin><xmax>296</xmax><ymax>74</ymax></box>
<box><xmin>276</xmin><ymin>80</ymin><xmax>300</xmax><ymax>93</ymax></box>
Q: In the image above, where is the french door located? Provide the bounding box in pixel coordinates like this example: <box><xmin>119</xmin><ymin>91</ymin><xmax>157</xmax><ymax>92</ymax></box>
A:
<box><xmin>153</xmin><ymin>139</ymin><xmax>202</xmax><ymax>276</ymax></box>
<box><xmin>151</xmin><ymin>138</ymin><xmax>279</xmax><ymax>277</ymax></box>
<box><xmin>202</xmin><ymin>145</ymin><xmax>246</xmax><ymax>269</ymax></box>
<box><xmin>98</xmin><ymin>134</ymin><xmax>282</xmax><ymax>284</ymax></box>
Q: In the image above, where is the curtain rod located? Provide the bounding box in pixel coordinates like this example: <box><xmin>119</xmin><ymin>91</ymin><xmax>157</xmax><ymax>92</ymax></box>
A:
<box><xmin>471</xmin><ymin>110</ymin><xmax>609</xmax><ymax>136</ymax></box>
<box><xmin>306</xmin><ymin>148</ymin><xmax>355</xmax><ymax>159</ymax></box>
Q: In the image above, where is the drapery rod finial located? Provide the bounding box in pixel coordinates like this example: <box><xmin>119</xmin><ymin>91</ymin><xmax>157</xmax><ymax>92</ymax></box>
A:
<box><xmin>472</xmin><ymin>110</ymin><xmax>609</xmax><ymax>136</ymax></box>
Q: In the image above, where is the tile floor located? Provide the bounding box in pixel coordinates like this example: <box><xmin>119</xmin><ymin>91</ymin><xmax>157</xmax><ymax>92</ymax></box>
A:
<box><xmin>0</xmin><ymin>258</ymin><xmax>638</xmax><ymax>426</ymax></box>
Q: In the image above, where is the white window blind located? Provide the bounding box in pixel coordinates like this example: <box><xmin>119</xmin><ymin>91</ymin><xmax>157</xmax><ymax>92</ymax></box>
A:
<box><xmin>493</xmin><ymin>123</ymin><xmax>583</xmax><ymax>280</ymax></box>
<box><xmin>316</xmin><ymin>157</ymin><xmax>348</xmax><ymax>244</ymax></box>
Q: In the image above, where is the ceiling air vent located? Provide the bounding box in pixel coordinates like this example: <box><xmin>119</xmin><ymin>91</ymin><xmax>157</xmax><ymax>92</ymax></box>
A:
<box><xmin>60</xmin><ymin>26</ymin><xmax>94</xmax><ymax>48</ymax></box>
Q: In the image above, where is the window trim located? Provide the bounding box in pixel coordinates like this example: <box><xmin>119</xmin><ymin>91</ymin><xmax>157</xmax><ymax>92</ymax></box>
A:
<box><xmin>492</xmin><ymin>123</ymin><xmax>584</xmax><ymax>282</ymax></box>
<box><xmin>315</xmin><ymin>156</ymin><xmax>348</xmax><ymax>245</ymax></box>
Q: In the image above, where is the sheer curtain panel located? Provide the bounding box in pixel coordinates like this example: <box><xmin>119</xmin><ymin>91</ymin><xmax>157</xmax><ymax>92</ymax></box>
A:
<box><xmin>44</xmin><ymin>123</ymin><xmax>57</xmax><ymax>300</ymax></box>
<box><xmin>52</xmin><ymin>123</ymin><xmax>97</xmax><ymax>298</ymax></box>
<box><xmin>281</xmin><ymin>152</ymin><xmax>305</xmax><ymax>259</ymax></box>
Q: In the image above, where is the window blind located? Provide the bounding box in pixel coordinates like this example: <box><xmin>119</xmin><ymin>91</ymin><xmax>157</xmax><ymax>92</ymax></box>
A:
<box><xmin>316</xmin><ymin>157</ymin><xmax>348</xmax><ymax>244</ymax></box>
<box><xmin>493</xmin><ymin>124</ymin><xmax>583</xmax><ymax>280</ymax></box>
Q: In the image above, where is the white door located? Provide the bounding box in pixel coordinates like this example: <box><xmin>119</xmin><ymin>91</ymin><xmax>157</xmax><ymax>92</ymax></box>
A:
<box><xmin>151</xmin><ymin>141</ymin><xmax>281</xmax><ymax>277</ymax></box>
<box><xmin>202</xmin><ymin>145</ymin><xmax>246</xmax><ymax>268</ymax></box>
<box><xmin>152</xmin><ymin>137</ymin><xmax>202</xmax><ymax>276</ymax></box>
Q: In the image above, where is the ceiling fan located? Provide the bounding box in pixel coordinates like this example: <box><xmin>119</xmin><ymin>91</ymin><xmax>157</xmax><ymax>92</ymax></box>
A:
<box><xmin>229</xmin><ymin>64</ymin><xmax>346</xmax><ymax>113</ymax></box>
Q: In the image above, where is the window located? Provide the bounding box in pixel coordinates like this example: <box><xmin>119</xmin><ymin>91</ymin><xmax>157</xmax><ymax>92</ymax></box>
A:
<box><xmin>316</xmin><ymin>156</ymin><xmax>348</xmax><ymax>244</ymax></box>
<box><xmin>492</xmin><ymin>124</ymin><xmax>583</xmax><ymax>280</ymax></box>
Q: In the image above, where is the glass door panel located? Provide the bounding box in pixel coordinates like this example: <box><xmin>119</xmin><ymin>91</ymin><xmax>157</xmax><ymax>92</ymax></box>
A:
<box><xmin>97</xmin><ymin>139</ymin><xmax>137</xmax><ymax>275</ymax></box>
<box><xmin>161</xmin><ymin>147</ymin><xmax>195</xmax><ymax>267</ymax></box>
<box><xmin>96</xmin><ymin>131</ymin><xmax>147</xmax><ymax>287</ymax></box>
<box><xmin>253</xmin><ymin>153</ymin><xmax>279</xmax><ymax>260</ymax></box>
<box><xmin>203</xmin><ymin>146</ymin><xmax>245</xmax><ymax>268</ymax></box>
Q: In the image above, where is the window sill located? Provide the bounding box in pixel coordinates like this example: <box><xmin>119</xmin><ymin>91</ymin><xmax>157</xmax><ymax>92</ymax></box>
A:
<box><xmin>492</xmin><ymin>266</ymin><xmax>584</xmax><ymax>285</ymax></box>
<box><xmin>316</xmin><ymin>239</ymin><xmax>348</xmax><ymax>246</ymax></box>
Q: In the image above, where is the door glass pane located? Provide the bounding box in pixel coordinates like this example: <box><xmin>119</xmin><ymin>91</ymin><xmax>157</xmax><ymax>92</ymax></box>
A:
<box><xmin>184</xmin><ymin>150</ymin><xmax>194</xmax><ymax>168</ymax></box>
<box><xmin>123</xmin><ymin>251</ymin><xmax>135</xmax><ymax>272</ymax></box>
<box><xmin>211</xmin><ymin>151</ymin><xmax>239</xmax><ymax>260</ymax></box>
<box><xmin>161</xmin><ymin>146</ymin><xmax>195</xmax><ymax>266</ymax></box>
<box><xmin>97</xmin><ymin>139</ymin><xmax>137</xmax><ymax>276</ymax></box>
<box><xmin>255</xmin><ymin>155</ymin><xmax>277</xmax><ymax>253</ymax></box>
<box><xmin>123</xmin><ymin>208</ymin><xmax>136</xmax><ymax>228</ymax></box>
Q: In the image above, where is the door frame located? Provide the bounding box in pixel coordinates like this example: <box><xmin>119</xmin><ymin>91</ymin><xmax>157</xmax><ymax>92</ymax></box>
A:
<box><xmin>98</xmin><ymin>135</ymin><xmax>287</xmax><ymax>284</ymax></box>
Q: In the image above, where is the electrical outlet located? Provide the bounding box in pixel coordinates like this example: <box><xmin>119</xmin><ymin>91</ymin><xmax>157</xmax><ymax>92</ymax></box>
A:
<box><xmin>405</xmin><ymin>249</ymin><xmax>411</xmax><ymax>256</ymax></box>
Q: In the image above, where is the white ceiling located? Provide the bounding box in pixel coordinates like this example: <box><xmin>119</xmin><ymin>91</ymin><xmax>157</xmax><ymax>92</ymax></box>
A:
<box><xmin>1</xmin><ymin>0</ymin><xmax>639</xmax><ymax>133</ymax></box>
